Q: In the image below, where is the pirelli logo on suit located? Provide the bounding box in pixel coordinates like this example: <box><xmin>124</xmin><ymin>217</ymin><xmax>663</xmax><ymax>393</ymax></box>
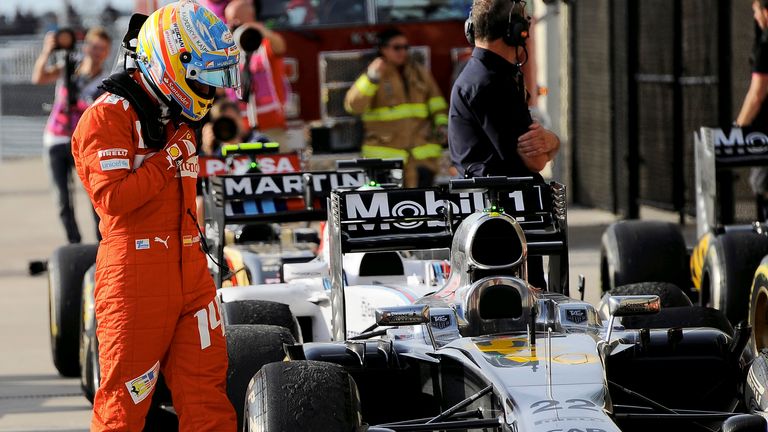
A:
<box><xmin>97</xmin><ymin>147</ymin><xmax>132</xmax><ymax>171</ymax></box>
<box><xmin>98</xmin><ymin>148</ymin><xmax>129</xmax><ymax>158</ymax></box>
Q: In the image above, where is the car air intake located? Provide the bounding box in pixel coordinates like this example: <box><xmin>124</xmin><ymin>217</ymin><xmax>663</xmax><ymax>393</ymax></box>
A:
<box><xmin>359</xmin><ymin>252</ymin><xmax>404</xmax><ymax>276</ymax></box>
<box><xmin>463</xmin><ymin>277</ymin><xmax>531</xmax><ymax>336</ymax></box>
<box><xmin>479</xmin><ymin>284</ymin><xmax>523</xmax><ymax>320</ymax></box>
<box><xmin>470</xmin><ymin>218</ymin><xmax>524</xmax><ymax>267</ymax></box>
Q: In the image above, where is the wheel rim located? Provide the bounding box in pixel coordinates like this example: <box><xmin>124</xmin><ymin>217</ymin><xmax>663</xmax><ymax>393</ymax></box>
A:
<box><xmin>755</xmin><ymin>286</ymin><xmax>768</xmax><ymax>352</ymax></box>
<box><xmin>91</xmin><ymin>340</ymin><xmax>100</xmax><ymax>393</ymax></box>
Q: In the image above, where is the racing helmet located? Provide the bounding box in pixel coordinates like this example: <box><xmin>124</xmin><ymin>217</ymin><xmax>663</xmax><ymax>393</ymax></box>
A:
<box><xmin>135</xmin><ymin>0</ymin><xmax>241</xmax><ymax>121</ymax></box>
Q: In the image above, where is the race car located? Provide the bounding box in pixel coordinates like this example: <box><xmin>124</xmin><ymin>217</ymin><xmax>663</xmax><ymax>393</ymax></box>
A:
<box><xmin>599</xmin><ymin>126</ymin><xmax>768</xmax><ymax>354</ymax></box>
<box><xmin>237</xmin><ymin>176</ymin><xmax>768</xmax><ymax>432</ymax></box>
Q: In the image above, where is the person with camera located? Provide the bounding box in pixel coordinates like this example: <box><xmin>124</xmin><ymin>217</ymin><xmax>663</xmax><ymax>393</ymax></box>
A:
<box><xmin>202</xmin><ymin>99</ymin><xmax>250</xmax><ymax>155</ymax></box>
<box><xmin>32</xmin><ymin>27</ymin><xmax>111</xmax><ymax>244</ymax></box>
<box><xmin>449</xmin><ymin>0</ymin><xmax>559</xmax><ymax>288</ymax></box>
<box><xmin>70</xmin><ymin>1</ymin><xmax>241</xmax><ymax>429</ymax></box>
<box><xmin>344</xmin><ymin>27</ymin><xmax>448</xmax><ymax>188</ymax></box>
<box><xmin>225</xmin><ymin>0</ymin><xmax>291</xmax><ymax>145</ymax></box>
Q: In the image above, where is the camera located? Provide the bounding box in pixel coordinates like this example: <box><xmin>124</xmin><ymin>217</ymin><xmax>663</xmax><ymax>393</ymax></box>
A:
<box><xmin>54</xmin><ymin>28</ymin><xmax>77</xmax><ymax>51</ymax></box>
<box><xmin>212</xmin><ymin>116</ymin><xmax>240</xmax><ymax>143</ymax></box>
<box><xmin>232</xmin><ymin>25</ymin><xmax>263</xmax><ymax>52</ymax></box>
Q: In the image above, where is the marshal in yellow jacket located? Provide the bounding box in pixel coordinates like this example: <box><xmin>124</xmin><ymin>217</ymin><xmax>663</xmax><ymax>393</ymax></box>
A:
<box><xmin>344</xmin><ymin>60</ymin><xmax>448</xmax><ymax>187</ymax></box>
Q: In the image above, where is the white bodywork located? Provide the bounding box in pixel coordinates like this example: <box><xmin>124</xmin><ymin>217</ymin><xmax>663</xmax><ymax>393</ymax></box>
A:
<box><xmin>218</xmin><ymin>251</ymin><xmax>449</xmax><ymax>341</ymax></box>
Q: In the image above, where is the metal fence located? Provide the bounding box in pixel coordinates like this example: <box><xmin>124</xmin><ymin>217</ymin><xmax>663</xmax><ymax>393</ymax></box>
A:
<box><xmin>571</xmin><ymin>0</ymin><xmax>754</xmax><ymax>220</ymax></box>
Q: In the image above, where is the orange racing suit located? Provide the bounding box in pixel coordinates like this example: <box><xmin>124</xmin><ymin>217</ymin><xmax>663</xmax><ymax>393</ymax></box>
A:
<box><xmin>71</xmin><ymin>85</ymin><xmax>236</xmax><ymax>431</ymax></box>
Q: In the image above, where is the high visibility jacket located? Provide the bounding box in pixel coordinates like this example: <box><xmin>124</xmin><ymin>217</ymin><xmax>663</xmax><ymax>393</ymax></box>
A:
<box><xmin>345</xmin><ymin>60</ymin><xmax>447</xmax><ymax>164</ymax></box>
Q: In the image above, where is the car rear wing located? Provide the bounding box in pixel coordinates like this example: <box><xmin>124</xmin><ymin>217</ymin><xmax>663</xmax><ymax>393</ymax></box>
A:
<box><xmin>694</xmin><ymin>126</ymin><xmax>768</xmax><ymax>236</ymax></box>
<box><xmin>206</xmin><ymin>170</ymin><xmax>366</xmax><ymax>286</ymax></box>
<box><xmin>329</xmin><ymin>178</ymin><xmax>566</xmax><ymax>254</ymax></box>
<box><xmin>209</xmin><ymin>171</ymin><xmax>367</xmax><ymax>224</ymax></box>
<box><xmin>326</xmin><ymin>177</ymin><xmax>569</xmax><ymax>340</ymax></box>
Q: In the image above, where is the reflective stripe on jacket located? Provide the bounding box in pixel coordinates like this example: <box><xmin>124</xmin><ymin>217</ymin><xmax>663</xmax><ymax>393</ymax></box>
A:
<box><xmin>344</xmin><ymin>60</ymin><xmax>447</xmax><ymax>159</ymax></box>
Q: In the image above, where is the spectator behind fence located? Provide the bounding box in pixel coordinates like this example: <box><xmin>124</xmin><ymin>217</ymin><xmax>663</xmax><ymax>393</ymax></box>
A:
<box><xmin>737</xmin><ymin>0</ymin><xmax>768</xmax><ymax>220</ymax></box>
<box><xmin>225</xmin><ymin>0</ymin><xmax>291</xmax><ymax>146</ymax></box>
<box><xmin>32</xmin><ymin>27</ymin><xmax>111</xmax><ymax>244</ymax></box>
<box><xmin>448</xmin><ymin>0</ymin><xmax>559</xmax><ymax>289</ymax></box>
<box><xmin>344</xmin><ymin>27</ymin><xmax>448</xmax><ymax>188</ymax></box>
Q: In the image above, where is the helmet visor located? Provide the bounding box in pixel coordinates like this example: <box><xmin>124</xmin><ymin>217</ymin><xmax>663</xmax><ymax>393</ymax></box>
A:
<box><xmin>196</xmin><ymin>64</ymin><xmax>241</xmax><ymax>93</ymax></box>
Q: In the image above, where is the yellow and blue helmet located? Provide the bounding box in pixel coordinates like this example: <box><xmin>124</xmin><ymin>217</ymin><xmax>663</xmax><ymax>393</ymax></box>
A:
<box><xmin>136</xmin><ymin>0</ymin><xmax>241</xmax><ymax>121</ymax></box>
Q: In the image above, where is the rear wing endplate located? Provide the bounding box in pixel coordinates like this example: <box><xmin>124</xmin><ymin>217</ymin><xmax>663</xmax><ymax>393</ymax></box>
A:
<box><xmin>694</xmin><ymin>126</ymin><xmax>768</xmax><ymax>237</ymax></box>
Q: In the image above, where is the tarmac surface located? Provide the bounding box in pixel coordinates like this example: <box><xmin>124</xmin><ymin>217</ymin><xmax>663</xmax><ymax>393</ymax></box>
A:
<box><xmin>0</xmin><ymin>156</ymin><xmax>689</xmax><ymax>430</ymax></box>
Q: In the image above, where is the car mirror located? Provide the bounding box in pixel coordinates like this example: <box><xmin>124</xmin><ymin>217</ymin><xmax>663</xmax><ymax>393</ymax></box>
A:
<box><xmin>608</xmin><ymin>295</ymin><xmax>661</xmax><ymax>317</ymax></box>
<box><xmin>605</xmin><ymin>295</ymin><xmax>660</xmax><ymax>345</ymax></box>
<box><xmin>375</xmin><ymin>305</ymin><xmax>430</xmax><ymax>327</ymax></box>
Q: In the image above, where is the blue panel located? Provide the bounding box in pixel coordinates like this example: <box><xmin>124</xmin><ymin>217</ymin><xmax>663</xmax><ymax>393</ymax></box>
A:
<box><xmin>260</xmin><ymin>199</ymin><xmax>276</xmax><ymax>214</ymax></box>
<box><xmin>243</xmin><ymin>200</ymin><xmax>259</xmax><ymax>215</ymax></box>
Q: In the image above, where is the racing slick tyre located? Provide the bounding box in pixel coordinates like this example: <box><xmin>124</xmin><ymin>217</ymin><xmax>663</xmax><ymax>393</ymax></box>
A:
<box><xmin>722</xmin><ymin>415</ymin><xmax>767</xmax><ymax>432</ymax></box>
<box><xmin>748</xmin><ymin>257</ymin><xmax>768</xmax><ymax>354</ymax></box>
<box><xmin>611</xmin><ymin>282</ymin><xmax>692</xmax><ymax>307</ymax></box>
<box><xmin>621</xmin><ymin>305</ymin><xmax>733</xmax><ymax>334</ymax></box>
<box><xmin>47</xmin><ymin>243</ymin><xmax>98</xmax><ymax>377</ymax></box>
<box><xmin>221</xmin><ymin>299</ymin><xmax>301</xmax><ymax>341</ymax></box>
<box><xmin>600</xmin><ymin>221</ymin><xmax>689</xmax><ymax>293</ymax></box>
<box><xmin>244</xmin><ymin>360</ymin><xmax>362</xmax><ymax>432</ymax></box>
<box><xmin>701</xmin><ymin>231</ymin><xmax>768</xmax><ymax>326</ymax></box>
<box><xmin>226</xmin><ymin>324</ymin><xmax>295</xmax><ymax>431</ymax></box>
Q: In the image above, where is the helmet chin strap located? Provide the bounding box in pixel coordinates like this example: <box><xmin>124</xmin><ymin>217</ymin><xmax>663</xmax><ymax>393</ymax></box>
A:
<box><xmin>138</xmin><ymin>71</ymin><xmax>184</xmax><ymax>124</ymax></box>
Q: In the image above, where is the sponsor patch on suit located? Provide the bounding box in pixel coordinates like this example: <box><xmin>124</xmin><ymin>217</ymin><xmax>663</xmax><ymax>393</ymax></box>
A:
<box><xmin>100</xmin><ymin>159</ymin><xmax>130</xmax><ymax>171</ymax></box>
<box><xmin>183</xmin><ymin>235</ymin><xmax>200</xmax><ymax>247</ymax></box>
<box><xmin>125</xmin><ymin>361</ymin><xmax>160</xmax><ymax>404</ymax></box>
<box><xmin>97</xmin><ymin>148</ymin><xmax>129</xmax><ymax>158</ymax></box>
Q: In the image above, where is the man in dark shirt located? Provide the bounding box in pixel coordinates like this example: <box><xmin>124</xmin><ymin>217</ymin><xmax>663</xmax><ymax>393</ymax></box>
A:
<box><xmin>738</xmin><ymin>0</ymin><xmax>768</xmax><ymax>219</ymax></box>
<box><xmin>449</xmin><ymin>0</ymin><xmax>559</xmax><ymax>179</ymax></box>
<box><xmin>449</xmin><ymin>0</ymin><xmax>559</xmax><ymax>289</ymax></box>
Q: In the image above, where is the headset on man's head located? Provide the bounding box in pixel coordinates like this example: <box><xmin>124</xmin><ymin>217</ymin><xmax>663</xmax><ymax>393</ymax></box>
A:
<box><xmin>464</xmin><ymin>0</ymin><xmax>530</xmax><ymax>48</ymax></box>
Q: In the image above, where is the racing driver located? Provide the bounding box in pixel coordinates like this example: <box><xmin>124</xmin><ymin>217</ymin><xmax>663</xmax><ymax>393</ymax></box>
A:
<box><xmin>71</xmin><ymin>1</ymin><xmax>240</xmax><ymax>430</ymax></box>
